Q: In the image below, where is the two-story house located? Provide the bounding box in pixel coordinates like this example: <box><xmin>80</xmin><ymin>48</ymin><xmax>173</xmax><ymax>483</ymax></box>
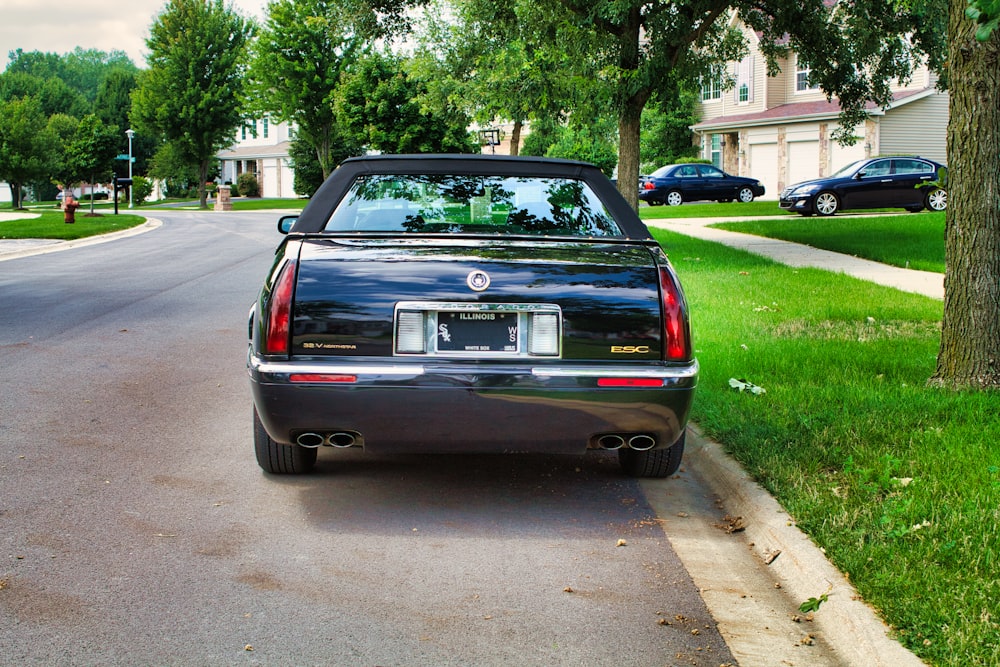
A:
<box><xmin>692</xmin><ymin>16</ymin><xmax>948</xmax><ymax>199</ymax></box>
<box><xmin>217</xmin><ymin>117</ymin><xmax>296</xmax><ymax>198</ymax></box>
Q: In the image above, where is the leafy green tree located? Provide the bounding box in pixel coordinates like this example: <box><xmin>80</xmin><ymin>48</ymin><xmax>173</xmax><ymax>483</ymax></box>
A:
<box><xmin>519</xmin><ymin>115</ymin><xmax>563</xmax><ymax>157</ymax></box>
<box><xmin>247</xmin><ymin>0</ymin><xmax>363</xmax><ymax>180</ymax></box>
<box><xmin>46</xmin><ymin>113</ymin><xmax>81</xmax><ymax>193</ymax></box>
<box><xmin>0</xmin><ymin>96</ymin><xmax>55</xmax><ymax>208</ymax></box>
<box><xmin>61</xmin><ymin>47</ymin><xmax>137</xmax><ymax>103</ymax></box>
<box><xmin>545</xmin><ymin>116</ymin><xmax>618</xmax><ymax>176</ymax></box>
<box><xmin>64</xmin><ymin>114</ymin><xmax>120</xmax><ymax>215</ymax></box>
<box><xmin>95</xmin><ymin>70</ymin><xmax>152</xmax><ymax>177</ymax></box>
<box><xmin>4</xmin><ymin>47</ymin><xmax>137</xmax><ymax>110</ymax></box>
<box><xmin>337</xmin><ymin>51</ymin><xmax>476</xmax><ymax>153</ymax></box>
<box><xmin>0</xmin><ymin>71</ymin><xmax>89</xmax><ymax>117</ymax></box>
<box><xmin>131</xmin><ymin>0</ymin><xmax>254</xmax><ymax>208</ymax></box>
<box><xmin>640</xmin><ymin>81</ymin><xmax>700</xmax><ymax>173</ymax></box>
<box><xmin>288</xmin><ymin>137</ymin><xmax>325</xmax><ymax>196</ymax></box>
<box><xmin>413</xmin><ymin>0</ymin><xmax>581</xmax><ymax>156</ymax></box>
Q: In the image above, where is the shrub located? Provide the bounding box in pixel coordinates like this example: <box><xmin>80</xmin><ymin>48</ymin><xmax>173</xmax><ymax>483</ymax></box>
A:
<box><xmin>237</xmin><ymin>172</ymin><xmax>260</xmax><ymax>198</ymax></box>
<box><xmin>131</xmin><ymin>176</ymin><xmax>153</xmax><ymax>206</ymax></box>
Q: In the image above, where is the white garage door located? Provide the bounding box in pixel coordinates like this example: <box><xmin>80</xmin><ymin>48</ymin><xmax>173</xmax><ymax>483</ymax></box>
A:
<box><xmin>830</xmin><ymin>140</ymin><xmax>866</xmax><ymax>174</ymax></box>
<box><xmin>787</xmin><ymin>141</ymin><xmax>821</xmax><ymax>187</ymax></box>
<box><xmin>748</xmin><ymin>144</ymin><xmax>778</xmax><ymax>200</ymax></box>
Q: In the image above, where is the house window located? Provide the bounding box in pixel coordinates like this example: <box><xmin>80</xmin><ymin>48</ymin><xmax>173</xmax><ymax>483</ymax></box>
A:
<box><xmin>710</xmin><ymin>134</ymin><xmax>722</xmax><ymax>168</ymax></box>
<box><xmin>263</xmin><ymin>117</ymin><xmax>269</xmax><ymax>139</ymax></box>
<box><xmin>241</xmin><ymin>125</ymin><xmax>247</xmax><ymax>141</ymax></box>
<box><xmin>796</xmin><ymin>57</ymin><xmax>817</xmax><ymax>92</ymax></box>
<box><xmin>736</xmin><ymin>56</ymin><xmax>754</xmax><ymax>103</ymax></box>
<box><xmin>701</xmin><ymin>77</ymin><xmax>721</xmax><ymax>101</ymax></box>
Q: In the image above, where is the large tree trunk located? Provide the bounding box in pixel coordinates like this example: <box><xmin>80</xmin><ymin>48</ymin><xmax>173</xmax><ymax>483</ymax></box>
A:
<box><xmin>509</xmin><ymin>120</ymin><xmax>523</xmax><ymax>156</ymax></box>
<box><xmin>930</xmin><ymin>0</ymin><xmax>1000</xmax><ymax>390</ymax></box>
<box><xmin>616</xmin><ymin>9</ymin><xmax>649</xmax><ymax>211</ymax></box>
<box><xmin>198</xmin><ymin>160</ymin><xmax>210</xmax><ymax>210</ymax></box>
<box><xmin>618</xmin><ymin>96</ymin><xmax>645</xmax><ymax>210</ymax></box>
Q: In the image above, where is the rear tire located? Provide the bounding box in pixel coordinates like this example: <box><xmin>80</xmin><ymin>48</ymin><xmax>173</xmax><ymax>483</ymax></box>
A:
<box><xmin>618</xmin><ymin>432</ymin><xmax>685</xmax><ymax>478</ymax></box>
<box><xmin>254</xmin><ymin>408</ymin><xmax>317</xmax><ymax>474</ymax></box>
<box><xmin>925</xmin><ymin>188</ymin><xmax>947</xmax><ymax>211</ymax></box>
<box><xmin>665</xmin><ymin>190</ymin><xmax>683</xmax><ymax>206</ymax></box>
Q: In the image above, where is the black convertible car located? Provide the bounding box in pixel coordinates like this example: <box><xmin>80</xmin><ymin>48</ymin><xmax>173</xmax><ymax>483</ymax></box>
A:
<box><xmin>248</xmin><ymin>155</ymin><xmax>698</xmax><ymax>478</ymax></box>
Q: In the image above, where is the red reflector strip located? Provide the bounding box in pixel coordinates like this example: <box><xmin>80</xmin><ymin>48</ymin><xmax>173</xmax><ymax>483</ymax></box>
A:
<box><xmin>289</xmin><ymin>374</ymin><xmax>358</xmax><ymax>384</ymax></box>
<box><xmin>597</xmin><ymin>378</ymin><xmax>664</xmax><ymax>388</ymax></box>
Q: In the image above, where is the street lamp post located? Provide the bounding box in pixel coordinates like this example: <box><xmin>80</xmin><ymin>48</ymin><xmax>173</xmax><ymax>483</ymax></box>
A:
<box><xmin>125</xmin><ymin>128</ymin><xmax>135</xmax><ymax>209</ymax></box>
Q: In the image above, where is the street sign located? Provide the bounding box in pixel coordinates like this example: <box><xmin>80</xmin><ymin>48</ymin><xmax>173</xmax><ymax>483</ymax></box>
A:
<box><xmin>115</xmin><ymin>154</ymin><xmax>136</xmax><ymax>162</ymax></box>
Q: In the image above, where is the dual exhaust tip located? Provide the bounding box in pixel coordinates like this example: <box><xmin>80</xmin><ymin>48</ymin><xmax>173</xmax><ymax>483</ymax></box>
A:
<box><xmin>296</xmin><ymin>431</ymin><xmax>358</xmax><ymax>449</ymax></box>
<box><xmin>596</xmin><ymin>433</ymin><xmax>657</xmax><ymax>451</ymax></box>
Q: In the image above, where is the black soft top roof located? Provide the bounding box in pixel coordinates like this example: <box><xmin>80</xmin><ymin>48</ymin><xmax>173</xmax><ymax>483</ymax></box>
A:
<box><xmin>291</xmin><ymin>154</ymin><xmax>651</xmax><ymax>239</ymax></box>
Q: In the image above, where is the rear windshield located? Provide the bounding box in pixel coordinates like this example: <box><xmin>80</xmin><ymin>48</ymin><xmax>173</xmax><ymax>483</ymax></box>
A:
<box><xmin>323</xmin><ymin>174</ymin><xmax>623</xmax><ymax>237</ymax></box>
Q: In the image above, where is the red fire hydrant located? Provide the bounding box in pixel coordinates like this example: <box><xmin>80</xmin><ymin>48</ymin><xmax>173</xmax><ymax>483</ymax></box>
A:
<box><xmin>63</xmin><ymin>195</ymin><xmax>80</xmax><ymax>224</ymax></box>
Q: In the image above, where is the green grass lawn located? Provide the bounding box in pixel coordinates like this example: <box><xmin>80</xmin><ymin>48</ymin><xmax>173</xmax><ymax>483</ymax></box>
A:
<box><xmin>1</xmin><ymin>197</ymin><xmax>305</xmax><ymax>240</ymax></box>
<box><xmin>711</xmin><ymin>212</ymin><xmax>946</xmax><ymax>273</ymax></box>
<box><xmin>638</xmin><ymin>200</ymin><xmax>787</xmax><ymax>219</ymax></box>
<box><xmin>655</xmin><ymin>228</ymin><xmax>998</xmax><ymax>666</ymax></box>
<box><xmin>0</xmin><ymin>208</ymin><xmax>147</xmax><ymax>240</ymax></box>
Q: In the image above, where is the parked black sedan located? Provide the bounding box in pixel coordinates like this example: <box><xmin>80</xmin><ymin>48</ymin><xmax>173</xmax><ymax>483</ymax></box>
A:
<box><xmin>248</xmin><ymin>154</ymin><xmax>698</xmax><ymax>478</ymax></box>
<box><xmin>779</xmin><ymin>156</ymin><xmax>947</xmax><ymax>216</ymax></box>
<box><xmin>639</xmin><ymin>163</ymin><xmax>765</xmax><ymax>206</ymax></box>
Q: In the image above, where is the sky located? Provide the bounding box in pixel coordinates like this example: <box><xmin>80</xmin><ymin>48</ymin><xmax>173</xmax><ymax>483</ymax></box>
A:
<box><xmin>0</xmin><ymin>0</ymin><xmax>268</xmax><ymax>71</ymax></box>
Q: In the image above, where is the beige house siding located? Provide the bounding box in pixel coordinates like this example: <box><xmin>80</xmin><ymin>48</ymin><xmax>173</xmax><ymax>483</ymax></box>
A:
<box><xmin>879</xmin><ymin>92</ymin><xmax>949</xmax><ymax>163</ymax></box>
<box><xmin>765</xmin><ymin>56</ymin><xmax>792</xmax><ymax>108</ymax></box>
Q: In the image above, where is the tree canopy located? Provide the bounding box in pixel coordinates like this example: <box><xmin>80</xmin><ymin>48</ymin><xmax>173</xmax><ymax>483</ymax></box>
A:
<box><xmin>337</xmin><ymin>51</ymin><xmax>477</xmax><ymax>154</ymax></box>
<box><xmin>246</xmin><ymin>0</ymin><xmax>363</xmax><ymax>180</ymax></box>
<box><xmin>132</xmin><ymin>0</ymin><xmax>254</xmax><ymax>208</ymax></box>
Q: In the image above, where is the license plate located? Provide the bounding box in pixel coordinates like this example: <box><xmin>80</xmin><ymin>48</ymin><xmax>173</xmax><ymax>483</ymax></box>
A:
<box><xmin>436</xmin><ymin>311</ymin><xmax>519</xmax><ymax>353</ymax></box>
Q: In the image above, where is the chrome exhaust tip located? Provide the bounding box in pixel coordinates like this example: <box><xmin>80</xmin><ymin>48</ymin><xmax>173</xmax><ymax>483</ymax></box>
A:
<box><xmin>597</xmin><ymin>434</ymin><xmax>626</xmax><ymax>450</ymax></box>
<box><xmin>296</xmin><ymin>432</ymin><xmax>325</xmax><ymax>448</ymax></box>
<box><xmin>628</xmin><ymin>434</ymin><xmax>656</xmax><ymax>451</ymax></box>
<box><xmin>327</xmin><ymin>432</ymin><xmax>357</xmax><ymax>448</ymax></box>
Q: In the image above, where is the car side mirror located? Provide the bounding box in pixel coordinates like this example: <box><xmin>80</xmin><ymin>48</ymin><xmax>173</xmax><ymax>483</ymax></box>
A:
<box><xmin>278</xmin><ymin>215</ymin><xmax>297</xmax><ymax>234</ymax></box>
<box><xmin>855</xmin><ymin>171</ymin><xmax>866</xmax><ymax>180</ymax></box>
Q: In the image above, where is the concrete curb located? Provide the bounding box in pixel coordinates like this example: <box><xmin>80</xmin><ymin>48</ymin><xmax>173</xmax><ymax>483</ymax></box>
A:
<box><xmin>684</xmin><ymin>425</ymin><xmax>926</xmax><ymax>666</ymax></box>
<box><xmin>0</xmin><ymin>218</ymin><xmax>162</xmax><ymax>262</ymax></box>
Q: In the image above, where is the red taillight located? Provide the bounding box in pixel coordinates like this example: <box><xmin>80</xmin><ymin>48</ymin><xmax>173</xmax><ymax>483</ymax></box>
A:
<box><xmin>264</xmin><ymin>261</ymin><xmax>296</xmax><ymax>355</ymax></box>
<box><xmin>659</xmin><ymin>267</ymin><xmax>690</xmax><ymax>361</ymax></box>
<box><xmin>597</xmin><ymin>378</ymin><xmax>664</xmax><ymax>387</ymax></box>
<box><xmin>643</xmin><ymin>181</ymin><xmax>655</xmax><ymax>190</ymax></box>
<box><xmin>289</xmin><ymin>374</ymin><xmax>358</xmax><ymax>384</ymax></box>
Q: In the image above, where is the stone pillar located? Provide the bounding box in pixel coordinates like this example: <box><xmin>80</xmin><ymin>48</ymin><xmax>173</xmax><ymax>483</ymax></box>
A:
<box><xmin>215</xmin><ymin>184</ymin><xmax>233</xmax><ymax>211</ymax></box>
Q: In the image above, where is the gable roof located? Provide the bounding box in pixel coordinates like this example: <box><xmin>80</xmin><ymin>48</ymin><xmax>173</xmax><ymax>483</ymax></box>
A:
<box><xmin>692</xmin><ymin>87</ymin><xmax>936</xmax><ymax>132</ymax></box>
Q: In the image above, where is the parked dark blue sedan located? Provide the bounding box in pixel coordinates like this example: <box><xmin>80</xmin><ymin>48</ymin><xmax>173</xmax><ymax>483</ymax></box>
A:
<box><xmin>639</xmin><ymin>163</ymin><xmax>765</xmax><ymax>206</ymax></box>
<box><xmin>779</xmin><ymin>156</ymin><xmax>947</xmax><ymax>216</ymax></box>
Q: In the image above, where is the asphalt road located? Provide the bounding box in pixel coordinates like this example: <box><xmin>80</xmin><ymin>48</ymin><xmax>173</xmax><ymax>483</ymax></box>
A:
<box><xmin>0</xmin><ymin>210</ymin><xmax>752</xmax><ymax>665</ymax></box>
